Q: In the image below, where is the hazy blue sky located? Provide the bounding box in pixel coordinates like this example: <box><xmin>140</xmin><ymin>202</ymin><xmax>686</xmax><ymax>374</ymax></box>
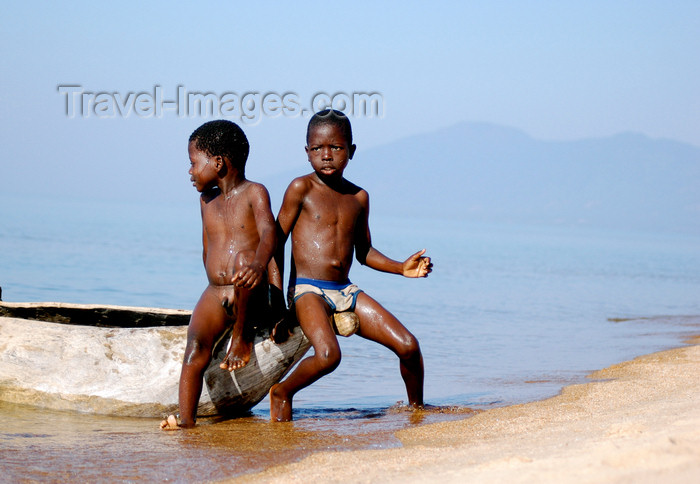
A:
<box><xmin>1</xmin><ymin>1</ymin><xmax>698</xmax><ymax>205</ymax></box>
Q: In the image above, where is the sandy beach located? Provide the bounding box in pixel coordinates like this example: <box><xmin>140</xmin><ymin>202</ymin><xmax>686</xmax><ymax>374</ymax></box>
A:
<box><xmin>232</xmin><ymin>336</ymin><xmax>700</xmax><ymax>484</ymax></box>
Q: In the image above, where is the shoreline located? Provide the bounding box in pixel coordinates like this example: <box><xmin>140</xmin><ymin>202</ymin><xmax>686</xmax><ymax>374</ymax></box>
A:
<box><xmin>231</xmin><ymin>336</ymin><xmax>700</xmax><ymax>483</ymax></box>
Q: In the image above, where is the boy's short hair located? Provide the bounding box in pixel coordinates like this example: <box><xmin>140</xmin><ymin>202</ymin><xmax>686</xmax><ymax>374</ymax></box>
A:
<box><xmin>189</xmin><ymin>120</ymin><xmax>250</xmax><ymax>170</ymax></box>
<box><xmin>306</xmin><ymin>109</ymin><xmax>353</xmax><ymax>145</ymax></box>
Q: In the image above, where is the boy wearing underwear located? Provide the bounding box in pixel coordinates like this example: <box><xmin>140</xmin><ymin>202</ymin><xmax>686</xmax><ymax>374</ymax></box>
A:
<box><xmin>161</xmin><ymin>120</ymin><xmax>279</xmax><ymax>429</ymax></box>
<box><xmin>270</xmin><ymin>110</ymin><xmax>432</xmax><ymax>421</ymax></box>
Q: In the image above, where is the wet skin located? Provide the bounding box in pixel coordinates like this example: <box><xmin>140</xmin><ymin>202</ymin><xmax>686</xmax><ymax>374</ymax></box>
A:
<box><xmin>270</xmin><ymin>122</ymin><xmax>432</xmax><ymax>422</ymax></box>
<box><xmin>162</xmin><ymin>142</ymin><xmax>278</xmax><ymax>429</ymax></box>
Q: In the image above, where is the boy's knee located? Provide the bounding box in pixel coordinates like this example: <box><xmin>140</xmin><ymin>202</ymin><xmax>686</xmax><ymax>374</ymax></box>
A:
<box><xmin>397</xmin><ymin>334</ymin><xmax>421</xmax><ymax>361</ymax></box>
<box><xmin>315</xmin><ymin>346</ymin><xmax>341</xmax><ymax>373</ymax></box>
<box><xmin>183</xmin><ymin>338</ymin><xmax>211</xmax><ymax>366</ymax></box>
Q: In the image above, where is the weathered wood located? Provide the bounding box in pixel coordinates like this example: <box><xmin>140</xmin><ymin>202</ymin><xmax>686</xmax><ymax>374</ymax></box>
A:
<box><xmin>0</xmin><ymin>302</ymin><xmax>310</xmax><ymax>417</ymax></box>
<box><xmin>0</xmin><ymin>301</ymin><xmax>192</xmax><ymax>328</ymax></box>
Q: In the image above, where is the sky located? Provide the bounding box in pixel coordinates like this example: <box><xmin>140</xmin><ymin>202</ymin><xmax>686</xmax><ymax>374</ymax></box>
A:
<box><xmin>1</xmin><ymin>1</ymin><xmax>698</xmax><ymax>207</ymax></box>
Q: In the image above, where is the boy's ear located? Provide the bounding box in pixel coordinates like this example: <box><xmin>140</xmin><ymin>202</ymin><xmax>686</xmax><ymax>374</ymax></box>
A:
<box><xmin>213</xmin><ymin>155</ymin><xmax>225</xmax><ymax>171</ymax></box>
<box><xmin>349</xmin><ymin>144</ymin><xmax>357</xmax><ymax>159</ymax></box>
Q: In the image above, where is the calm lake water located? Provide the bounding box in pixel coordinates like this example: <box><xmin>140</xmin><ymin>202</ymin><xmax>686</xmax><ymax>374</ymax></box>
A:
<box><xmin>1</xmin><ymin>195</ymin><xmax>699</xmax><ymax>482</ymax></box>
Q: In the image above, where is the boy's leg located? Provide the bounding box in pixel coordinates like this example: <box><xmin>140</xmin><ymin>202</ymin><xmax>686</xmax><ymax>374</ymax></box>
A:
<box><xmin>220</xmin><ymin>251</ymin><xmax>257</xmax><ymax>371</ymax></box>
<box><xmin>177</xmin><ymin>286</ymin><xmax>230</xmax><ymax>427</ymax></box>
<box><xmin>354</xmin><ymin>292</ymin><xmax>424</xmax><ymax>407</ymax></box>
<box><xmin>270</xmin><ymin>294</ymin><xmax>340</xmax><ymax>421</ymax></box>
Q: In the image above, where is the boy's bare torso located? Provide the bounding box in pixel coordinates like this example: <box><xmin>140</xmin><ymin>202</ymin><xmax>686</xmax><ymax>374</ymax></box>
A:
<box><xmin>201</xmin><ymin>181</ymin><xmax>264</xmax><ymax>286</ymax></box>
<box><xmin>290</xmin><ymin>173</ymin><xmax>367</xmax><ymax>282</ymax></box>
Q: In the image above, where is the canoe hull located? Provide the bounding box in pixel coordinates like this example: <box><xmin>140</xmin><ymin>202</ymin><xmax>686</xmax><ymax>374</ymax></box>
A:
<box><xmin>0</xmin><ymin>302</ymin><xmax>310</xmax><ymax>418</ymax></box>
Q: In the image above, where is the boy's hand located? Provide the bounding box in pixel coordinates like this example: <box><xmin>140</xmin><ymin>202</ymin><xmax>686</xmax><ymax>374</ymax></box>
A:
<box><xmin>232</xmin><ymin>262</ymin><xmax>265</xmax><ymax>289</ymax></box>
<box><xmin>402</xmin><ymin>249</ymin><xmax>433</xmax><ymax>278</ymax></box>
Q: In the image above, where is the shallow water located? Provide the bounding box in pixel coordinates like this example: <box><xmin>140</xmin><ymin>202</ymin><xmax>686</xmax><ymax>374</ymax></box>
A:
<box><xmin>1</xmin><ymin>195</ymin><xmax>700</xmax><ymax>481</ymax></box>
<box><xmin>0</xmin><ymin>401</ymin><xmax>476</xmax><ymax>482</ymax></box>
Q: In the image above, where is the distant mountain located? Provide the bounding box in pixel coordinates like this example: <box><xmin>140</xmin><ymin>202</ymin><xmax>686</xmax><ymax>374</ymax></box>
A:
<box><xmin>339</xmin><ymin>122</ymin><xmax>700</xmax><ymax>234</ymax></box>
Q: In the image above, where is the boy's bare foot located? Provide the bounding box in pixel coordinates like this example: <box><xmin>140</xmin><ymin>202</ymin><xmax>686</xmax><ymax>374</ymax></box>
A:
<box><xmin>269</xmin><ymin>383</ymin><xmax>293</xmax><ymax>422</ymax></box>
<box><xmin>159</xmin><ymin>414</ymin><xmax>181</xmax><ymax>430</ymax></box>
<box><xmin>219</xmin><ymin>336</ymin><xmax>252</xmax><ymax>371</ymax></box>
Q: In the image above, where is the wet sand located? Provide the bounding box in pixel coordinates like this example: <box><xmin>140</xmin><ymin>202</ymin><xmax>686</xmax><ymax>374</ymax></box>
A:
<box><xmin>231</xmin><ymin>336</ymin><xmax>700</xmax><ymax>483</ymax></box>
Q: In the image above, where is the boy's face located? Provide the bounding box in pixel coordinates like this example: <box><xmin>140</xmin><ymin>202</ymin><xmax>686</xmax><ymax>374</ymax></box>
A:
<box><xmin>188</xmin><ymin>141</ymin><xmax>219</xmax><ymax>192</ymax></box>
<box><xmin>305</xmin><ymin>123</ymin><xmax>356</xmax><ymax>181</ymax></box>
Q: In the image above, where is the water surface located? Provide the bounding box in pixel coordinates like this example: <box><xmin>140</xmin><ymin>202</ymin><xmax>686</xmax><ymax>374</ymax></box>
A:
<box><xmin>1</xmin><ymin>196</ymin><xmax>699</xmax><ymax>481</ymax></box>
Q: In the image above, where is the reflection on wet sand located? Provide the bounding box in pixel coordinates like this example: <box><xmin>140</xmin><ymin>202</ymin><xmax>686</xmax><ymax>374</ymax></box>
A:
<box><xmin>0</xmin><ymin>400</ymin><xmax>477</xmax><ymax>482</ymax></box>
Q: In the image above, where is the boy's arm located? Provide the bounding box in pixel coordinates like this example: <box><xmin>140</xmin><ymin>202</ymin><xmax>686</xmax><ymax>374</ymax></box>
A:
<box><xmin>232</xmin><ymin>185</ymin><xmax>277</xmax><ymax>289</ymax></box>
<box><xmin>266</xmin><ymin>256</ymin><xmax>286</xmax><ymax>320</ymax></box>
<box><xmin>354</xmin><ymin>191</ymin><xmax>432</xmax><ymax>278</ymax></box>
<box><xmin>364</xmin><ymin>246</ymin><xmax>432</xmax><ymax>278</ymax></box>
<box><xmin>200</xmin><ymin>197</ymin><xmax>208</xmax><ymax>265</ymax></box>
<box><xmin>273</xmin><ymin>178</ymin><xmax>306</xmax><ymax>285</ymax></box>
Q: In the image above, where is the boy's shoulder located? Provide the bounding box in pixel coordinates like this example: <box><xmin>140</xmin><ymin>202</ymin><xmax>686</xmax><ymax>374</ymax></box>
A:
<box><xmin>290</xmin><ymin>172</ymin><xmax>316</xmax><ymax>185</ymax></box>
<box><xmin>244</xmin><ymin>179</ymin><xmax>270</xmax><ymax>194</ymax></box>
<box><xmin>200</xmin><ymin>181</ymin><xmax>270</xmax><ymax>205</ymax></box>
<box><xmin>239</xmin><ymin>180</ymin><xmax>272</xmax><ymax>206</ymax></box>
<box><xmin>340</xmin><ymin>177</ymin><xmax>363</xmax><ymax>196</ymax></box>
<box><xmin>287</xmin><ymin>173</ymin><xmax>366</xmax><ymax>195</ymax></box>
<box><xmin>284</xmin><ymin>173</ymin><xmax>315</xmax><ymax>195</ymax></box>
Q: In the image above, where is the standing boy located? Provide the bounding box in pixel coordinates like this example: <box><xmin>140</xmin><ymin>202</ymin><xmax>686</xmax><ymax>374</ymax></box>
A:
<box><xmin>270</xmin><ymin>110</ymin><xmax>432</xmax><ymax>422</ymax></box>
<box><xmin>161</xmin><ymin>120</ymin><xmax>279</xmax><ymax>429</ymax></box>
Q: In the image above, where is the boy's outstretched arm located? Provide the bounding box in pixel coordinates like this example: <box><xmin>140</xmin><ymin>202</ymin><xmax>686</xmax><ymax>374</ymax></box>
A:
<box><xmin>354</xmin><ymin>191</ymin><xmax>432</xmax><ymax>278</ymax></box>
<box><xmin>363</xmin><ymin>246</ymin><xmax>432</xmax><ymax>278</ymax></box>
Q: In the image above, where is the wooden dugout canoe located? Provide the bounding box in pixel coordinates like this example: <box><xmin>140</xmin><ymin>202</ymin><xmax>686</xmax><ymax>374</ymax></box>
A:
<box><xmin>0</xmin><ymin>301</ymin><xmax>310</xmax><ymax>418</ymax></box>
